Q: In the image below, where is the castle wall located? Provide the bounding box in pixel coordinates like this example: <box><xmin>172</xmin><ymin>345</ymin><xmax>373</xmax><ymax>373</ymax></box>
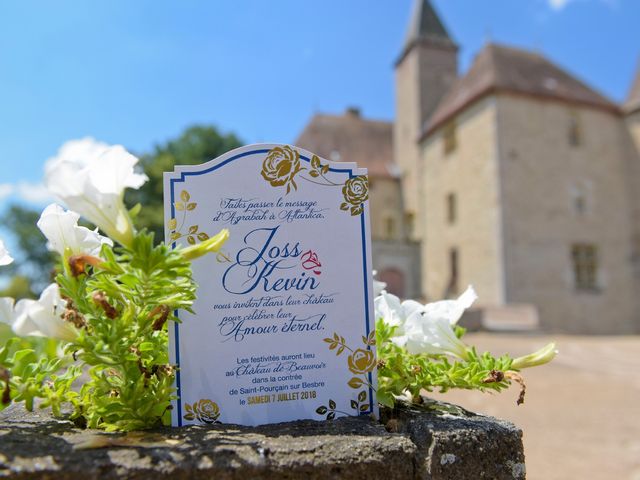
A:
<box><xmin>497</xmin><ymin>95</ymin><xmax>640</xmax><ymax>333</ymax></box>
<box><xmin>394</xmin><ymin>45</ymin><xmax>457</xmax><ymax>239</ymax></box>
<box><xmin>420</xmin><ymin>97</ymin><xmax>505</xmax><ymax>305</ymax></box>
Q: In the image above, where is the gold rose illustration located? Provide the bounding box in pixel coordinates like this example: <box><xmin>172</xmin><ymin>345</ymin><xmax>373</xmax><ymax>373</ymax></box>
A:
<box><xmin>316</xmin><ymin>331</ymin><xmax>376</xmax><ymax>419</ymax></box>
<box><xmin>260</xmin><ymin>147</ymin><xmax>369</xmax><ymax>216</ymax></box>
<box><xmin>340</xmin><ymin>176</ymin><xmax>369</xmax><ymax>216</ymax></box>
<box><xmin>261</xmin><ymin>145</ymin><xmax>303</xmax><ymax>194</ymax></box>
<box><xmin>169</xmin><ymin>190</ymin><xmax>210</xmax><ymax>245</ymax></box>
<box><xmin>183</xmin><ymin>398</ymin><xmax>221</xmax><ymax>424</ymax></box>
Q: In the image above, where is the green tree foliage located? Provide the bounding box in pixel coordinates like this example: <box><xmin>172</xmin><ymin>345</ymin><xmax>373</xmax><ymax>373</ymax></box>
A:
<box><xmin>1</xmin><ymin>205</ymin><xmax>56</xmax><ymax>294</ymax></box>
<box><xmin>126</xmin><ymin>125</ymin><xmax>243</xmax><ymax>241</ymax></box>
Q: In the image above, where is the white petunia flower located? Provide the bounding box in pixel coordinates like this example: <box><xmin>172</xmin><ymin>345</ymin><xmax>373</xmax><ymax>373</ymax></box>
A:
<box><xmin>45</xmin><ymin>140</ymin><xmax>147</xmax><ymax>248</ymax></box>
<box><xmin>37</xmin><ymin>203</ymin><xmax>113</xmax><ymax>258</ymax></box>
<box><xmin>401</xmin><ymin>316</ymin><xmax>470</xmax><ymax>360</ymax></box>
<box><xmin>372</xmin><ymin>270</ymin><xmax>387</xmax><ymax>297</ymax></box>
<box><xmin>374</xmin><ymin>291</ymin><xmax>424</xmax><ymax>329</ymax></box>
<box><xmin>0</xmin><ymin>297</ymin><xmax>15</xmax><ymax>325</ymax></box>
<box><xmin>387</xmin><ymin>286</ymin><xmax>478</xmax><ymax>360</ymax></box>
<box><xmin>11</xmin><ymin>284</ymin><xmax>76</xmax><ymax>342</ymax></box>
<box><xmin>422</xmin><ymin>286</ymin><xmax>478</xmax><ymax>326</ymax></box>
<box><xmin>0</xmin><ymin>238</ymin><xmax>13</xmax><ymax>266</ymax></box>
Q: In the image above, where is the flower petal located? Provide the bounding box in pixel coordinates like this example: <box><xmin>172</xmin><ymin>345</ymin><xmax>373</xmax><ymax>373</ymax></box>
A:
<box><xmin>423</xmin><ymin>285</ymin><xmax>478</xmax><ymax>325</ymax></box>
<box><xmin>0</xmin><ymin>239</ymin><xmax>13</xmax><ymax>266</ymax></box>
<box><xmin>0</xmin><ymin>297</ymin><xmax>15</xmax><ymax>325</ymax></box>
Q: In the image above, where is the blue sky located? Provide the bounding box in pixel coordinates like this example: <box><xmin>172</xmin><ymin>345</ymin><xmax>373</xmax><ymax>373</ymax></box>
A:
<box><xmin>0</xmin><ymin>0</ymin><xmax>638</xmax><ymax>211</ymax></box>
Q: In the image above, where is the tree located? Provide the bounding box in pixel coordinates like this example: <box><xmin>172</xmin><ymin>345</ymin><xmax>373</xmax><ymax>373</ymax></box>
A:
<box><xmin>126</xmin><ymin>125</ymin><xmax>243</xmax><ymax>241</ymax></box>
<box><xmin>1</xmin><ymin>205</ymin><xmax>56</xmax><ymax>294</ymax></box>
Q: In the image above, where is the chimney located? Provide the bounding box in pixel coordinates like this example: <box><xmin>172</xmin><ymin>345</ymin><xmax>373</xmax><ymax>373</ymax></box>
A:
<box><xmin>346</xmin><ymin>106</ymin><xmax>361</xmax><ymax>118</ymax></box>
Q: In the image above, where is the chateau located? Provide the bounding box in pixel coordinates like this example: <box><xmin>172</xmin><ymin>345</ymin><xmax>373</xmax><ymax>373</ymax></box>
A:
<box><xmin>296</xmin><ymin>0</ymin><xmax>640</xmax><ymax>334</ymax></box>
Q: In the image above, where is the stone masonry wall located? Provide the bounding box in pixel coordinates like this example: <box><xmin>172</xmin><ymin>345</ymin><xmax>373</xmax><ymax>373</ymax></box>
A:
<box><xmin>420</xmin><ymin>97</ymin><xmax>504</xmax><ymax>304</ymax></box>
<box><xmin>497</xmin><ymin>94</ymin><xmax>640</xmax><ymax>333</ymax></box>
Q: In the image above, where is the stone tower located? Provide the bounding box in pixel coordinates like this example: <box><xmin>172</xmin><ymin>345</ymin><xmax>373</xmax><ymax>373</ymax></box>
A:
<box><xmin>393</xmin><ymin>0</ymin><xmax>458</xmax><ymax>238</ymax></box>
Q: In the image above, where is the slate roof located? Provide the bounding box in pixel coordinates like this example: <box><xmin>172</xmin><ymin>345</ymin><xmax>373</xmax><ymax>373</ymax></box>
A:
<box><xmin>397</xmin><ymin>0</ymin><xmax>457</xmax><ymax>64</ymax></box>
<box><xmin>625</xmin><ymin>61</ymin><xmax>640</xmax><ymax>114</ymax></box>
<box><xmin>294</xmin><ymin>109</ymin><xmax>397</xmax><ymax>179</ymax></box>
<box><xmin>423</xmin><ymin>43</ymin><xmax>619</xmax><ymax>137</ymax></box>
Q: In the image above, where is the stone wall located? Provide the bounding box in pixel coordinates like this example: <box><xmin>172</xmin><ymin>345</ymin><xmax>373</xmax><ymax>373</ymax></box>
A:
<box><xmin>0</xmin><ymin>400</ymin><xmax>525</xmax><ymax>479</ymax></box>
<box><xmin>420</xmin><ymin>97</ymin><xmax>505</xmax><ymax>304</ymax></box>
<box><xmin>497</xmin><ymin>94</ymin><xmax>640</xmax><ymax>333</ymax></box>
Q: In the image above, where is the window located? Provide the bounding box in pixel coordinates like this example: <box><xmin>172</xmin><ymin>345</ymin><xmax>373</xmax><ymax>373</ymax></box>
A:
<box><xmin>571</xmin><ymin>244</ymin><xmax>598</xmax><ymax>291</ymax></box>
<box><xmin>446</xmin><ymin>193</ymin><xmax>457</xmax><ymax>224</ymax></box>
<box><xmin>568</xmin><ymin>111</ymin><xmax>582</xmax><ymax>147</ymax></box>
<box><xmin>405</xmin><ymin>211</ymin><xmax>415</xmax><ymax>237</ymax></box>
<box><xmin>443</xmin><ymin>120</ymin><xmax>457</xmax><ymax>155</ymax></box>
<box><xmin>446</xmin><ymin>247</ymin><xmax>459</xmax><ymax>297</ymax></box>
<box><xmin>384</xmin><ymin>216</ymin><xmax>395</xmax><ymax>239</ymax></box>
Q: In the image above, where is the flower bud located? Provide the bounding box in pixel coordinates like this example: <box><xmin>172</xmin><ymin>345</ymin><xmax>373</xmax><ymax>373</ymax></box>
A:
<box><xmin>180</xmin><ymin>229</ymin><xmax>230</xmax><ymax>261</ymax></box>
<box><xmin>511</xmin><ymin>343</ymin><xmax>558</xmax><ymax>370</ymax></box>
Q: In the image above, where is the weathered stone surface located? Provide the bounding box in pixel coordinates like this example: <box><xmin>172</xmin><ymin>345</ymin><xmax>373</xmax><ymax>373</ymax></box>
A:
<box><xmin>0</xmin><ymin>398</ymin><xmax>524</xmax><ymax>479</ymax></box>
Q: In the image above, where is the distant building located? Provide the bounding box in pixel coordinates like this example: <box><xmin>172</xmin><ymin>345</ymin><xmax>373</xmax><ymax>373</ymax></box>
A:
<box><xmin>296</xmin><ymin>0</ymin><xmax>640</xmax><ymax>334</ymax></box>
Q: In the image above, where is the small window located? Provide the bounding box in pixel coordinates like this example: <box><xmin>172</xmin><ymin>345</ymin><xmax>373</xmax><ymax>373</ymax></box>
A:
<box><xmin>446</xmin><ymin>193</ymin><xmax>457</xmax><ymax>224</ymax></box>
<box><xmin>571</xmin><ymin>244</ymin><xmax>598</xmax><ymax>291</ymax></box>
<box><xmin>446</xmin><ymin>247</ymin><xmax>459</xmax><ymax>297</ymax></box>
<box><xmin>384</xmin><ymin>216</ymin><xmax>395</xmax><ymax>239</ymax></box>
<box><xmin>443</xmin><ymin>120</ymin><xmax>457</xmax><ymax>155</ymax></box>
<box><xmin>574</xmin><ymin>193</ymin><xmax>586</xmax><ymax>215</ymax></box>
<box><xmin>405</xmin><ymin>211</ymin><xmax>415</xmax><ymax>237</ymax></box>
<box><xmin>568</xmin><ymin>111</ymin><xmax>582</xmax><ymax>147</ymax></box>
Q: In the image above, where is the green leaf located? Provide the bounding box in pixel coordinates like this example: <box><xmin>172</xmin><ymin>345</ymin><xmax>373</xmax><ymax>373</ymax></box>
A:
<box><xmin>348</xmin><ymin>377</ymin><xmax>363</xmax><ymax>389</ymax></box>
<box><xmin>359</xmin><ymin>404</ymin><xmax>370</xmax><ymax>412</ymax></box>
<box><xmin>350</xmin><ymin>400</ymin><xmax>358</xmax><ymax>410</ymax></box>
<box><xmin>327</xmin><ymin>412</ymin><xmax>336</xmax><ymax>420</ymax></box>
<box><xmin>328</xmin><ymin>399</ymin><xmax>336</xmax><ymax>410</ymax></box>
<box><xmin>358</xmin><ymin>390</ymin><xmax>367</xmax><ymax>403</ymax></box>
<box><xmin>138</xmin><ymin>342</ymin><xmax>155</xmax><ymax>352</ymax></box>
<box><xmin>315</xmin><ymin>406</ymin><xmax>328</xmax><ymax>415</ymax></box>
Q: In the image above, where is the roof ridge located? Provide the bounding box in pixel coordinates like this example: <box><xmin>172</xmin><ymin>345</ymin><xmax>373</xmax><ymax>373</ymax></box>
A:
<box><xmin>422</xmin><ymin>43</ymin><xmax>619</xmax><ymax>138</ymax></box>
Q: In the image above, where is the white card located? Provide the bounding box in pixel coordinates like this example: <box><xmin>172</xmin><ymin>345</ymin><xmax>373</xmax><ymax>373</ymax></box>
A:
<box><xmin>164</xmin><ymin>144</ymin><xmax>377</xmax><ymax>426</ymax></box>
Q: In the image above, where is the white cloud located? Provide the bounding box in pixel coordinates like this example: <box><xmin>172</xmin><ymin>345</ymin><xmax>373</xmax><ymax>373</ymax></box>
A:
<box><xmin>547</xmin><ymin>0</ymin><xmax>617</xmax><ymax>10</ymax></box>
<box><xmin>548</xmin><ymin>0</ymin><xmax>572</xmax><ymax>9</ymax></box>
<box><xmin>0</xmin><ymin>184</ymin><xmax>14</xmax><ymax>200</ymax></box>
<box><xmin>15</xmin><ymin>182</ymin><xmax>53</xmax><ymax>204</ymax></box>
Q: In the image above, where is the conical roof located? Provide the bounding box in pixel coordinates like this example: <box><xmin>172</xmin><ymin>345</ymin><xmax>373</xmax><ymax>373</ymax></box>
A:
<box><xmin>397</xmin><ymin>0</ymin><xmax>456</xmax><ymax>64</ymax></box>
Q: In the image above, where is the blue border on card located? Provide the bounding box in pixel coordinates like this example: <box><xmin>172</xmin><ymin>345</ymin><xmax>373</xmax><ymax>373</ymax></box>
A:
<box><xmin>169</xmin><ymin>148</ymin><xmax>373</xmax><ymax>426</ymax></box>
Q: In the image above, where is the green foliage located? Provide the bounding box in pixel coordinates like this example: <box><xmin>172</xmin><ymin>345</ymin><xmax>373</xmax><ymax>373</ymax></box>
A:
<box><xmin>0</xmin><ymin>231</ymin><xmax>197</xmax><ymax>431</ymax></box>
<box><xmin>375</xmin><ymin>318</ymin><xmax>513</xmax><ymax>408</ymax></box>
<box><xmin>126</xmin><ymin>125</ymin><xmax>242</xmax><ymax>241</ymax></box>
<box><xmin>0</xmin><ymin>275</ymin><xmax>36</xmax><ymax>300</ymax></box>
<box><xmin>1</xmin><ymin>205</ymin><xmax>56</xmax><ymax>293</ymax></box>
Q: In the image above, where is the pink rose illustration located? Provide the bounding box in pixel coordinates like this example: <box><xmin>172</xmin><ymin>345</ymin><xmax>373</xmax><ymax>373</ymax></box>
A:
<box><xmin>301</xmin><ymin>250</ymin><xmax>322</xmax><ymax>275</ymax></box>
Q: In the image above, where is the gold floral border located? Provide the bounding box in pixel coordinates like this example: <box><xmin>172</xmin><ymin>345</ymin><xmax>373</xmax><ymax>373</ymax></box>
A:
<box><xmin>169</xmin><ymin>190</ymin><xmax>211</xmax><ymax>244</ymax></box>
<box><xmin>260</xmin><ymin>146</ymin><xmax>369</xmax><ymax>216</ymax></box>
<box><xmin>316</xmin><ymin>331</ymin><xmax>376</xmax><ymax>419</ymax></box>
<box><xmin>183</xmin><ymin>398</ymin><xmax>221</xmax><ymax>424</ymax></box>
